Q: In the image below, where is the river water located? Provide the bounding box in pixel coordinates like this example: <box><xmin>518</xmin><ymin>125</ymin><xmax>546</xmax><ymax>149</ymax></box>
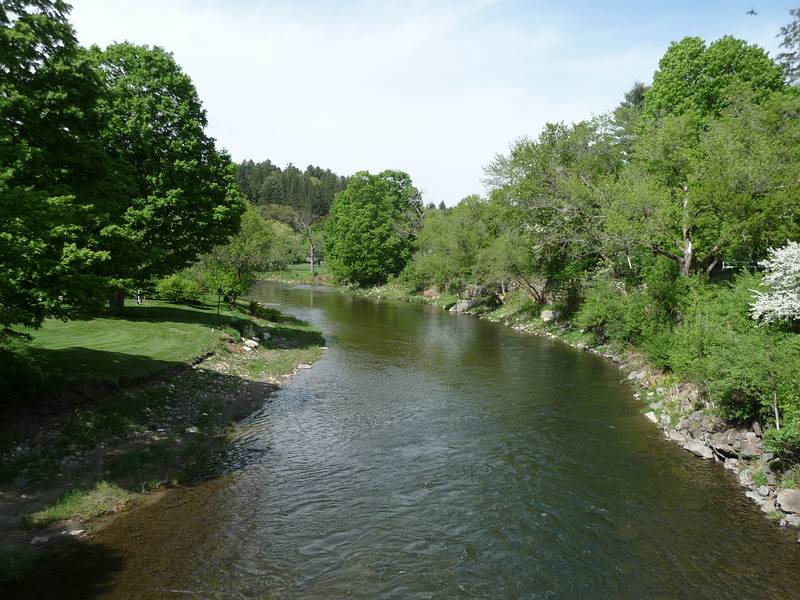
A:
<box><xmin>10</xmin><ymin>282</ymin><xmax>800</xmax><ymax>599</ymax></box>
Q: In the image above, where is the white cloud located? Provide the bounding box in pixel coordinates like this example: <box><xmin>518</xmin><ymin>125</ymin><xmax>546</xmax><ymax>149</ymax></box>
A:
<box><xmin>66</xmin><ymin>0</ymin><xmax>783</xmax><ymax>205</ymax></box>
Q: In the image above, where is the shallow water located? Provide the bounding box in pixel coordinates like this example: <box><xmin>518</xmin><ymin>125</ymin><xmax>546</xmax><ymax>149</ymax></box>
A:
<box><xmin>10</xmin><ymin>282</ymin><xmax>800</xmax><ymax>598</ymax></box>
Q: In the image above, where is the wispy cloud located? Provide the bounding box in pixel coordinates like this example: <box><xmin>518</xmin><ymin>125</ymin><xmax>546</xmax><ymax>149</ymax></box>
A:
<box><xmin>67</xmin><ymin>0</ymin><xmax>789</xmax><ymax>204</ymax></box>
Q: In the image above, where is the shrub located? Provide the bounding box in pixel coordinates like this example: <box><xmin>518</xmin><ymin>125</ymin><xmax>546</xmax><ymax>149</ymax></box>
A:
<box><xmin>575</xmin><ymin>276</ymin><xmax>652</xmax><ymax>345</ymax></box>
<box><xmin>155</xmin><ymin>274</ymin><xmax>202</xmax><ymax>304</ymax></box>
<box><xmin>248</xmin><ymin>301</ymin><xmax>282</xmax><ymax>321</ymax></box>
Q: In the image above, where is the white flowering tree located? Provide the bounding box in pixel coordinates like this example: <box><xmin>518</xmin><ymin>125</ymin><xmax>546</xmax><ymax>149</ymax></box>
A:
<box><xmin>751</xmin><ymin>241</ymin><xmax>800</xmax><ymax>324</ymax></box>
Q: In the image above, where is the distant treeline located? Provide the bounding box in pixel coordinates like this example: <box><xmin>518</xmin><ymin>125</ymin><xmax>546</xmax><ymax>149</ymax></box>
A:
<box><xmin>235</xmin><ymin>160</ymin><xmax>349</xmax><ymax>216</ymax></box>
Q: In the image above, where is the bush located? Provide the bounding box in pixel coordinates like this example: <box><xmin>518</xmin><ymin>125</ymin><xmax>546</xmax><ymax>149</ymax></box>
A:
<box><xmin>575</xmin><ymin>275</ymin><xmax>653</xmax><ymax>345</ymax></box>
<box><xmin>668</xmin><ymin>274</ymin><xmax>800</xmax><ymax>427</ymax></box>
<box><xmin>155</xmin><ymin>274</ymin><xmax>203</xmax><ymax>304</ymax></box>
<box><xmin>248</xmin><ymin>301</ymin><xmax>281</xmax><ymax>321</ymax></box>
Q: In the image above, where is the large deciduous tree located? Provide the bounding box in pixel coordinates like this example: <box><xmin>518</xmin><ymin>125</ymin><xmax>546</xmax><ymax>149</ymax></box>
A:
<box><xmin>89</xmin><ymin>43</ymin><xmax>245</xmax><ymax>309</ymax></box>
<box><xmin>324</xmin><ymin>170</ymin><xmax>421</xmax><ymax>286</ymax></box>
<box><xmin>642</xmin><ymin>36</ymin><xmax>784</xmax><ymax>121</ymax></box>
<box><xmin>0</xmin><ymin>0</ymin><xmax>115</xmax><ymax>331</ymax></box>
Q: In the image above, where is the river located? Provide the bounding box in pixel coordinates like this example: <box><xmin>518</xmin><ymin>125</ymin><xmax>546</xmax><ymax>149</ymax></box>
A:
<box><xmin>10</xmin><ymin>282</ymin><xmax>800</xmax><ymax>598</ymax></box>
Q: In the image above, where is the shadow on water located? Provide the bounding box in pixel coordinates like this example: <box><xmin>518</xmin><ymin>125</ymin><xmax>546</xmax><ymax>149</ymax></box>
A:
<box><xmin>3</xmin><ymin>540</ymin><xmax>126</xmax><ymax>600</ymax></box>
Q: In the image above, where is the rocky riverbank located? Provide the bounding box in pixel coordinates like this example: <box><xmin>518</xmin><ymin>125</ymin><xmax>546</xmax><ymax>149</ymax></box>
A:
<box><xmin>0</xmin><ymin>306</ymin><xmax>325</xmax><ymax>585</ymax></box>
<box><xmin>485</xmin><ymin>311</ymin><xmax>800</xmax><ymax>533</ymax></box>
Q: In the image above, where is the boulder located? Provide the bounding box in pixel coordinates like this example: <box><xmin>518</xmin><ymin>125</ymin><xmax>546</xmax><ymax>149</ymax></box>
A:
<box><xmin>540</xmin><ymin>310</ymin><xmax>560</xmax><ymax>323</ymax></box>
<box><xmin>449</xmin><ymin>299</ymin><xmax>479</xmax><ymax>313</ymax></box>
<box><xmin>422</xmin><ymin>287</ymin><xmax>440</xmax><ymax>299</ymax></box>
<box><xmin>777</xmin><ymin>489</ymin><xmax>800</xmax><ymax>514</ymax></box>
<box><xmin>785</xmin><ymin>514</ymin><xmax>800</xmax><ymax>527</ymax></box>
<box><xmin>244</xmin><ymin>339</ymin><xmax>259</xmax><ymax>349</ymax></box>
<box><xmin>644</xmin><ymin>411</ymin><xmax>658</xmax><ymax>424</ymax></box>
<box><xmin>683</xmin><ymin>440</ymin><xmax>714</xmax><ymax>460</ymax></box>
<box><xmin>463</xmin><ymin>284</ymin><xmax>486</xmax><ymax>299</ymax></box>
<box><xmin>738</xmin><ymin>468</ymin><xmax>753</xmax><ymax>487</ymax></box>
<box><xmin>709</xmin><ymin>428</ymin><xmax>762</xmax><ymax>459</ymax></box>
<box><xmin>753</xmin><ymin>421</ymin><xmax>763</xmax><ymax>437</ymax></box>
<box><xmin>758</xmin><ymin>485</ymin><xmax>770</xmax><ymax>497</ymax></box>
<box><xmin>723</xmin><ymin>458</ymin><xmax>739</xmax><ymax>471</ymax></box>
<box><xmin>667</xmin><ymin>429</ymin><xmax>687</xmax><ymax>443</ymax></box>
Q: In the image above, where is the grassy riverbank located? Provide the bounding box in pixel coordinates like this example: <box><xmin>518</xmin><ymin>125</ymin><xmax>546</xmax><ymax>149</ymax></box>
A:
<box><xmin>260</xmin><ymin>262</ymin><xmax>332</xmax><ymax>285</ymax></box>
<box><xmin>0</xmin><ymin>296</ymin><xmax>325</xmax><ymax>584</ymax></box>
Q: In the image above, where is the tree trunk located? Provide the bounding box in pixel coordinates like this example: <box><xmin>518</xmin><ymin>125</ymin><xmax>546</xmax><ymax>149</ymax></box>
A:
<box><xmin>680</xmin><ymin>185</ymin><xmax>693</xmax><ymax>277</ymax></box>
<box><xmin>108</xmin><ymin>289</ymin><xmax>126</xmax><ymax>313</ymax></box>
<box><xmin>310</xmin><ymin>243</ymin><xmax>316</xmax><ymax>275</ymax></box>
<box><xmin>765</xmin><ymin>349</ymin><xmax>781</xmax><ymax>431</ymax></box>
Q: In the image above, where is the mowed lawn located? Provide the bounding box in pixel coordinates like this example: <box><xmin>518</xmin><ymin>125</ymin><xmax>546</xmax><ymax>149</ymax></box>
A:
<box><xmin>261</xmin><ymin>262</ymin><xmax>330</xmax><ymax>284</ymax></box>
<box><xmin>20</xmin><ymin>299</ymin><xmax>244</xmax><ymax>385</ymax></box>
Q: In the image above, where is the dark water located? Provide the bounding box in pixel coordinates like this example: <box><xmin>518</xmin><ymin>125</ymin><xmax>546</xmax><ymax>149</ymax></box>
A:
<box><xmin>11</xmin><ymin>282</ymin><xmax>800</xmax><ymax>599</ymax></box>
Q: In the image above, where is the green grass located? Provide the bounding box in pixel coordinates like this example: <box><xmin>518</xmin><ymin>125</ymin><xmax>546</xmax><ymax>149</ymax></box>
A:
<box><xmin>15</xmin><ymin>297</ymin><xmax>250</xmax><ymax>386</ymax></box>
<box><xmin>779</xmin><ymin>466</ymin><xmax>800</xmax><ymax>489</ymax></box>
<box><xmin>260</xmin><ymin>262</ymin><xmax>331</xmax><ymax>284</ymax></box>
<box><xmin>25</xmin><ymin>482</ymin><xmax>138</xmax><ymax>528</ymax></box>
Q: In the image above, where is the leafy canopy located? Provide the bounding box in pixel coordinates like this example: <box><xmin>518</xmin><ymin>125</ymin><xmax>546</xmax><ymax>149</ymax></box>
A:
<box><xmin>324</xmin><ymin>170</ymin><xmax>421</xmax><ymax>286</ymax></box>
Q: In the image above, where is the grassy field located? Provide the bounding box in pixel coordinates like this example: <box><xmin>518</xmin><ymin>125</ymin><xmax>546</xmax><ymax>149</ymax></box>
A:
<box><xmin>260</xmin><ymin>262</ymin><xmax>331</xmax><ymax>284</ymax></box>
<box><xmin>13</xmin><ymin>297</ymin><xmax>245</xmax><ymax>388</ymax></box>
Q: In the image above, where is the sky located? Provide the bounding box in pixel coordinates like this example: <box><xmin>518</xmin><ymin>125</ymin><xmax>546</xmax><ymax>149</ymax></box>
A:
<box><xmin>68</xmin><ymin>0</ymin><xmax>791</xmax><ymax>205</ymax></box>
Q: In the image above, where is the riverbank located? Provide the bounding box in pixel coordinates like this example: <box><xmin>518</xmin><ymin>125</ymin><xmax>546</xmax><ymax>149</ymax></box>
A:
<box><xmin>0</xmin><ymin>299</ymin><xmax>325</xmax><ymax>585</ymax></box>
<box><xmin>259</xmin><ymin>271</ymin><xmax>800</xmax><ymax>532</ymax></box>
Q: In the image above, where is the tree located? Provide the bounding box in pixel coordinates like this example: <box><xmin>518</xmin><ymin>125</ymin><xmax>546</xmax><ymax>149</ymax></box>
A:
<box><xmin>778</xmin><ymin>8</ymin><xmax>800</xmax><ymax>84</ymax></box>
<box><xmin>0</xmin><ymin>0</ymin><xmax>114</xmax><ymax>331</ymax></box>
<box><xmin>613</xmin><ymin>81</ymin><xmax>650</xmax><ymax>155</ymax></box>
<box><xmin>642</xmin><ymin>36</ymin><xmax>784</xmax><ymax>121</ymax></box>
<box><xmin>751</xmin><ymin>242</ymin><xmax>800</xmax><ymax>324</ymax></box>
<box><xmin>409</xmin><ymin>195</ymin><xmax>491</xmax><ymax>292</ymax></box>
<box><xmin>485</xmin><ymin>118</ymin><xmax>622</xmax><ymax>302</ymax></box>
<box><xmin>89</xmin><ymin>43</ymin><xmax>245</xmax><ymax>309</ymax></box>
<box><xmin>324</xmin><ymin>170</ymin><xmax>421</xmax><ymax>286</ymax></box>
<box><xmin>205</xmin><ymin>207</ymin><xmax>272</xmax><ymax>308</ymax></box>
<box><xmin>607</xmin><ymin>88</ymin><xmax>800</xmax><ymax>278</ymax></box>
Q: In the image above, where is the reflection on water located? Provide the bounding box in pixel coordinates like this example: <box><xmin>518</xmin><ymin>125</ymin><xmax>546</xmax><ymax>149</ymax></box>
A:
<box><xmin>8</xmin><ymin>282</ymin><xmax>800</xmax><ymax>599</ymax></box>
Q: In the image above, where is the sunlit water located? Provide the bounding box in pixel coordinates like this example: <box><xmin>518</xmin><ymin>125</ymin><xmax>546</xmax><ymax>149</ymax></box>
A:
<box><xmin>9</xmin><ymin>282</ymin><xmax>800</xmax><ymax>599</ymax></box>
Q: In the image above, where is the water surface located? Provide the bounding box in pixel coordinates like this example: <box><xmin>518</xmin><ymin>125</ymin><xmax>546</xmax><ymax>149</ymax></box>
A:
<box><xmin>11</xmin><ymin>282</ymin><xmax>800</xmax><ymax>598</ymax></box>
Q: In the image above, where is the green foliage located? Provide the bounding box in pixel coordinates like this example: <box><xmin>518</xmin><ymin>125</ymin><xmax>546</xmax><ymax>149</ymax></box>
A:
<box><xmin>575</xmin><ymin>275</ymin><xmax>653</xmax><ymax>346</ymax></box>
<box><xmin>204</xmin><ymin>207</ymin><xmax>273</xmax><ymax>306</ymax></box>
<box><xmin>236</xmin><ymin>159</ymin><xmax>348</xmax><ymax>217</ymax></box>
<box><xmin>325</xmin><ymin>170</ymin><xmax>421</xmax><ymax>286</ymax></box>
<box><xmin>0</xmin><ymin>1</ymin><xmax>114</xmax><ymax>329</ymax></box>
<box><xmin>247</xmin><ymin>301</ymin><xmax>282</xmax><ymax>321</ymax></box>
<box><xmin>643</xmin><ymin>36</ymin><xmax>784</xmax><ymax>120</ymax></box>
<box><xmin>155</xmin><ymin>274</ymin><xmax>203</xmax><ymax>304</ymax></box>
<box><xmin>88</xmin><ymin>43</ymin><xmax>246</xmax><ymax>289</ymax></box>
<box><xmin>766</xmin><ymin>414</ymin><xmax>800</xmax><ymax>456</ymax></box>
<box><xmin>668</xmin><ymin>275</ymin><xmax>800</xmax><ymax>425</ymax></box>
<box><xmin>407</xmin><ymin>195</ymin><xmax>491</xmax><ymax>292</ymax></box>
<box><xmin>25</xmin><ymin>481</ymin><xmax>136</xmax><ymax>527</ymax></box>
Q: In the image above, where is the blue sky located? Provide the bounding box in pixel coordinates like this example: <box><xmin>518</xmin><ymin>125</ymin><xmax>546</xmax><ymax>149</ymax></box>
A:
<box><xmin>69</xmin><ymin>0</ymin><xmax>791</xmax><ymax>205</ymax></box>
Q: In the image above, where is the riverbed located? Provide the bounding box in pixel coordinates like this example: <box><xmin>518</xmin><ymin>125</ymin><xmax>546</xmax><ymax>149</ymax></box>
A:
<box><xmin>9</xmin><ymin>282</ymin><xmax>800</xmax><ymax>599</ymax></box>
